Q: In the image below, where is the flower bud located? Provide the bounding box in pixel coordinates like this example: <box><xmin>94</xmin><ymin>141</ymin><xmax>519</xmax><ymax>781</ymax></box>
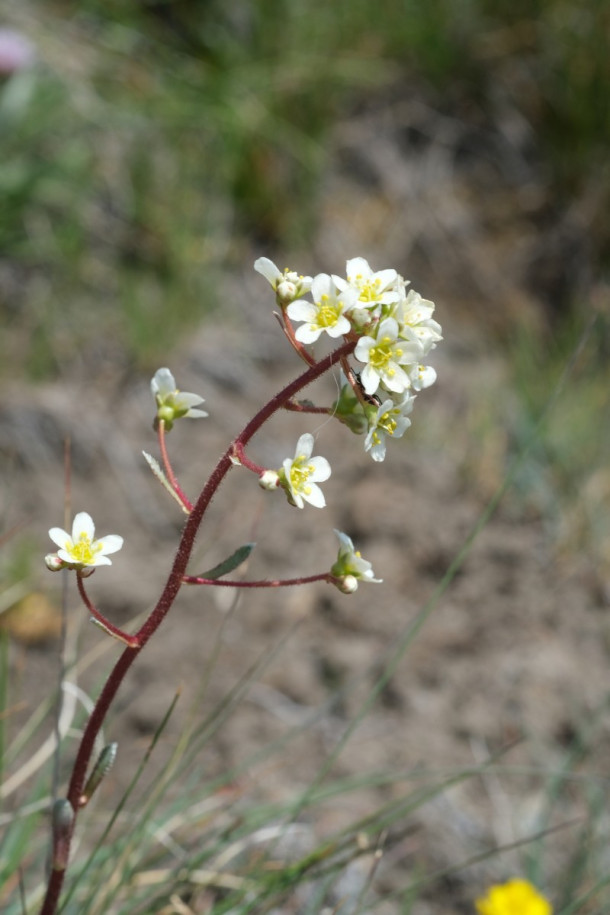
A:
<box><xmin>277</xmin><ymin>280</ymin><xmax>297</xmax><ymax>302</ymax></box>
<box><xmin>259</xmin><ymin>469</ymin><xmax>280</xmax><ymax>491</ymax></box>
<box><xmin>45</xmin><ymin>553</ymin><xmax>65</xmax><ymax>572</ymax></box>
<box><xmin>333</xmin><ymin>574</ymin><xmax>359</xmax><ymax>594</ymax></box>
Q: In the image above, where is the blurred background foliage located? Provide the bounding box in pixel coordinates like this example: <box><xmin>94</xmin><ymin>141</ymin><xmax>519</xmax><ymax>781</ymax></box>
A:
<box><xmin>1</xmin><ymin>0</ymin><xmax>608</xmax><ymax>377</ymax></box>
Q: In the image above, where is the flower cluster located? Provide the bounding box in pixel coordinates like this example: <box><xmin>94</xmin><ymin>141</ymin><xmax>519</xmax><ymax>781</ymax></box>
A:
<box><xmin>475</xmin><ymin>878</ymin><xmax>552</xmax><ymax>915</ymax></box>
<box><xmin>257</xmin><ymin>256</ymin><xmax>441</xmax><ymax>463</ymax></box>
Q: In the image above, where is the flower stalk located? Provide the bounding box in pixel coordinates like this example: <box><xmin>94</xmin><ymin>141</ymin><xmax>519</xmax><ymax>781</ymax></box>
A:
<box><xmin>39</xmin><ymin>255</ymin><xmax>440</xmax><ymax>914</ymax></box>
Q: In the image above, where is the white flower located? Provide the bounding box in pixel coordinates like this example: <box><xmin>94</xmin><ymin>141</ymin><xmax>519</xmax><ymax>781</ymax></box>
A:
<box><xmin>254</xmin><ymin>257</ymin><xmax>312</xmax><ymax>305</ymax></box>
<box><xmin>354</xmin><ymin>317</ymin><xmax>421</xmax><ymax>396</ymax></box>
<box><xmin>279</xmin><ymin>433</ymin><xmax>331</xmax><ymax>509</ymax></box>
<box><xmin>335</xmin><ymin>257</ymin><xmax>400</xmax><ymax>309</ymax></box>
<box><xmin>330</xmin><ymin>530</ymin><xmax>382</xmax><ymax>591</ymax></box>
<box><xmin>394</xmin><ymin>290</ymin><xmax>442</xmax><ymax>357</ymax></box>
<box><xmin>286</xmin><ymin>273</ymin><xmax>357</xmax><ymax>344</ymax></box>
<box><xmin>364</xmin><ymin>393</ymin><xmax>414</xmax><ymax>462</ymax></box>
<box><xmin>48</xmin><ymin>512</ymin><xmax>123</xmax><ymax>570</ymax></box>
<box><xmin>151</xmin><ymin>368</ymin><xmax>207</xmax><ymax>429</ymax></box>
<box><xmin>407</xmin><ymin>362</ymin><xmax>437</xmax><ymax>391</ymax></box>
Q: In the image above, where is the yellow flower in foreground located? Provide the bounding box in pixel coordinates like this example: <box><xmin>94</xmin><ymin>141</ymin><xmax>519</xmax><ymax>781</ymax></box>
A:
<box><xmin>476</xmin><ymin>878</ymin><xmax>552</xmax><ymax>915</ymax></box>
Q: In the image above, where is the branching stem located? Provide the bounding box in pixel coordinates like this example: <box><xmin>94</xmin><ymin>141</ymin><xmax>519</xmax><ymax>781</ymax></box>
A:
<box><xmin>39</xmin><ymin>338</ymin><xmax>355</xmax><ymax>915</ymax></box>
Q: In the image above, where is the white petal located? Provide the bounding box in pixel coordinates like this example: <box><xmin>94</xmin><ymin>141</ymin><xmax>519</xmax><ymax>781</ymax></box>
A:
<box><xmin>377</xmin><ymin>317</ymin><xmax>398</xmax><ymax>340</ymax></box>
<box><xmin>375</xmin><ymin>268</ymin><xmax>398</xmax><ymax>290</ymax></box>
<box><xmin>294</xmin><ymin>433</ymin><xmax>314</xmax><ymax>459</ymax></box>
<box><xmin>311</xmin><ymin>272</ymin><xmax>335</xmax><ymax>302</ymax></box>
<box><xmin>49</xmin><ymin>526</ymin><xmax>71</xmax><ymax>549</ymax></box>
<box><xmin>151</xmin><ymin>368</ymin><xmax>176</xmax><ymax>398</ymax></box>
<box><xmin>176</xmin><ymin>392</ymin><xmax>205</xmax><ymax>409</ymax></box>
<box><xmin>91</xmin><ymin>555</ymin><xmax>113</xmax><ymax>566</ymax></box>
<box><xmin>325</xmin><ymin>315</ymin><xmax>351</xmax><ymax>338</ymax></box>
<box><xmin>96</xmin><ymin>534</ymin><xmax>124</xmax><ymax>555</ymax></box>
<box><xmin>354</xmin><ymin>336</ymin><xmax>374</xmax><ymax>363</ymax></box>
<box><xmin>380</xmin><ymin>364</ymin><xmax>409</xmax><ymax>393</ymax></box>
<box><xmin>185</xmin><ymin>408</ymin><xmax>209</xmax><ymax>419</ymax></box>
<box><xmin>254</xmin><ymin>257</ymin><xmax>281</xmax><ymax>285</ymax></box>
<box><xmin>334</xmin><ymin>529</ymin><xmax>355</xmax><ymax>554</ymax></box>
<box><xmin>295</xmin><ymin>324</ymin><xmax>323</xmax><ymax>344</ymax></box>
<box><xmin>360</xmin><ymin>364</ymin><xmax>380</xmax><ymax>396</ymax></box>
<box><xmin>411</xmin><ymin>365</ymin><xmax>437</xmax><ymax>390</ymax></box>
<box><xmin>303</xmin><ymin>483</ymin><xmax>326</xmax><ymax>508</ymax></box>
<box><xmin>345</xmin><ymin>257</ymin><xmax>371</xmax><ymax>279</ymax></box>
<box><xmin>72</xmin><ymin>512</ymin><xmax>95</xmax><ymax>542</ymax></box>
<box><xmin>308</xmin><ymin>456</ymin><xmax>331</xmax><ymax>482</ymax></box>
<box><xmin>369</xmin><ymin>441</ymin><xmax>387</xmax><ymax>462</ymax></box>
<box><xmin>286</xmin><ymin>299</ymin><xmax>316</xmax><ymax>322</ymax></box>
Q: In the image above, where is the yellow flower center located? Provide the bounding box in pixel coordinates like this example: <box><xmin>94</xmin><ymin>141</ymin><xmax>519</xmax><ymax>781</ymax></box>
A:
<box><xmin>317</xmin><ymin>294</ymin><xmax>342</xmax><ymax>328</ymax></box>
<box><xmin>350</xmin><ymin>274</ymin><xmax>383</xmax><ymax>303</ymax></box>
<box><xmin>369</xmin><ymin>337</ymin><xmax>402</xmax><ymax>370</ymax></box>
<box><xmin>379</xmin><ymin>411</ymin><xmax>398</xmax><ymax>436</ymax></box>
<box><xmin>67</xmin><ymin>533</ymin><xmax>101</xmax><ymax>565</ymax></box>
<box><xmin>290</xmin><ymin>457</ymin><xmax>314</xmax><ymax>496</ymax></box>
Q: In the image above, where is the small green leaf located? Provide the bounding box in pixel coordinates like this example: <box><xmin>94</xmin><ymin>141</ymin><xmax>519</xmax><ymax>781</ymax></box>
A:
<box><xmin>197</xmin><ymin>543</ymin><xmax>256</xmax><ymax>580</ymax></box>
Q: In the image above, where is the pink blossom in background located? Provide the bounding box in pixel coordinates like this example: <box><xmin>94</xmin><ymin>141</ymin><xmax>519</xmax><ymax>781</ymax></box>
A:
<box><xmin>0</xmin><ymin>28</ymin><xmax>36</xmax><ymax>75</ymax></box>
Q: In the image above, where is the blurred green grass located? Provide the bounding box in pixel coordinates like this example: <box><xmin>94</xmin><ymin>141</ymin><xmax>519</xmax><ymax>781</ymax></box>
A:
<box><xmin>1</xmin><ymin>0</ymin><xmax>608</xmax><ymax>378</ymax></box>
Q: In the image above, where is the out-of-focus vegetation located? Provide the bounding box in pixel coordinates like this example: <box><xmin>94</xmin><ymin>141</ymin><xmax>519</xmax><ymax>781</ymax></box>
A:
<box><xmin>1</xmin><ymin>0</ymin><xmax>608</xmax><ymax>377</ymax></box>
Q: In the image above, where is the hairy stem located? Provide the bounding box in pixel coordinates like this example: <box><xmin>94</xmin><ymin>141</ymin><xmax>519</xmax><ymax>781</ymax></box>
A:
<box><xmin>39</xmin><ymin>339</ymin><xmax>354</xmax><ymax>915</ymax></box>
<box><xmin>183</xmin><ymin>573</ymin><xmax>332</xmax><ymax>587</ymax></box>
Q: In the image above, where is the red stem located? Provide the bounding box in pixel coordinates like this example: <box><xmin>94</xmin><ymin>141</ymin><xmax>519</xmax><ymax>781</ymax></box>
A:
<box><xmin>231</xmin><ymin>442</ymin><xmax>266</xmax><ymax>475</ymax></box>
<box><xmin>283</xmin><ymin>400</ymin><xmax>332</xmax><ymax>415</ymax></box>
<box><xmin>39</xmin><ymin>339</ymin><xmax>355</xmax><ymax>915</ymax></box>
<box><xmin>183</xmin><ymin>573</ymin><xmax>331</xmax><ymax>588</ymax></box>
<box><xmin>278</xmin><ymin>312</ymin><xmax>316</xmax><ymax>366</ymax></box>
<box><xmin>157</xmin><ymin>421</ymin><xmax>193</xmax><ymax>512</ymax></box>
<box><xmin>76</xmin><ymin>574</ymin><xmax>139</xmax><ymax>647</ymax></box>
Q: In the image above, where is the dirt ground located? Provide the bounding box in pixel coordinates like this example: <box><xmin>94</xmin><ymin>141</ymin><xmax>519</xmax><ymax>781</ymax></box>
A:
<box><xmin>3</xmin><ymin>95</ymin><xmax>609</xmax><ymax>913</ymax></box>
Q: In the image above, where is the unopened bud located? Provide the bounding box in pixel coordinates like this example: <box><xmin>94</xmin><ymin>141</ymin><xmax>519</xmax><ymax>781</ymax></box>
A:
<box><xmin>333</xmin><ymin>574</ymin><xmax>359</xmax><ymax>594</ymax></box>
<box><xmin>276</xmin><ymin>279</ymin><xmax>298</xmax><ymax>304</ymax></box>
<box><xmin>259</xmin><ymin>469</ymin><xmax>280</xmax><ymax>491</ymax></box>
<box><xmin>45</xmin><ymin>553</ymin><xmax>65</xmax><ymax>572</ymax></box>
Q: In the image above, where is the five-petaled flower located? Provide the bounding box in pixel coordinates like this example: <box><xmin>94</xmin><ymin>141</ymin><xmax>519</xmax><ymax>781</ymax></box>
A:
<box><xmin>330</xmin><ymin>530</ymin><xmax>382</xmax><ymax>592</ymax></box>
<box><xmin>475</xmin><ymin>878</ymin><xmax>552</xmax><ymax>915</ymax></box>
<box><xmin>354</xmin><ymin>317</ymin><xmax>421</xmax><ymax>396</ymax></box>
<box><xmin>286</xmin><ymin>273</ymin><xmax>358</xmax><ymax>343</ymax></box>
<box><xmin>364</xmin><ymin>393</ymin><xmax>414</xmax><ymax>462</ymax></box>
<box><xmin>151</xmin><ymin>368</ymin><xmax>208</xmax><ymax>430</ymax></box>
<box><xmin>47</xmin><ymin>512</ymin><xmax>123</xmax><ymax>571</ymax></box>
<box><xmin>279</xmin><ymin>433</ymin><xmax>331</xmax><ymax>509</ymax></box>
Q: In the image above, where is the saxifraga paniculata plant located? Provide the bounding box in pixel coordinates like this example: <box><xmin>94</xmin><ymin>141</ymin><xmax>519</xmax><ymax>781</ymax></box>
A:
<box><xmin>39</xmin><ymin>255</ymin><xmax>442</xmax><ymax>913</ymax></box>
